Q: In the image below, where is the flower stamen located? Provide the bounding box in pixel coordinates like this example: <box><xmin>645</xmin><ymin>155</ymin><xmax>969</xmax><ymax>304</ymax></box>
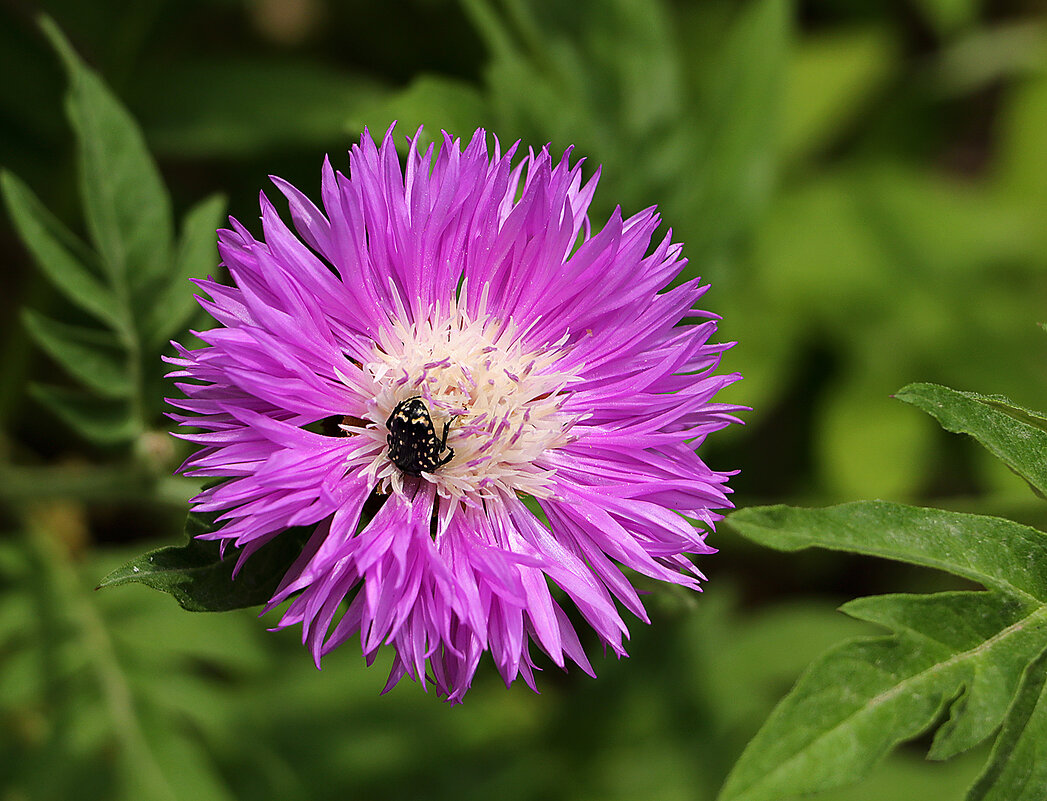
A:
<box><xmin>357</xmin><ymin>296</ymin><xmax>580</xmax><ymax>503</ymax></box>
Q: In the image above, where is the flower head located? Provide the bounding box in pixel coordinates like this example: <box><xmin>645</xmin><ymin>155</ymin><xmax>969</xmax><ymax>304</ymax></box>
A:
<box><xmin>168</xmin><ymin>126</ymin><xmax>743</xmax><ymax>703</ymax></box>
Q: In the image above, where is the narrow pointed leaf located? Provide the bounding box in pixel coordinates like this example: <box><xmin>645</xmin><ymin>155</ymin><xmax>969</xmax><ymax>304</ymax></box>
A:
<box><xmin>895</xmin><ymin>382</ymin><xmax>1047</xmax><ymax>497</ymax></box>
<box><xmin>97</xmin><ymin>512</ymin><xmax>312</xmax><ymax>612</ymax></box>
<box><xmin>22</xmin><ymin>310</ymin><xmax>131</xmax><ymax>398</ymax></box>
<box><xmin>727</xmin><ymin>501</ymin><xmax>1047</xmax><ymax>602</ymax></box>
<box><xmin>40</xmin><ymin>16</ymin><xmax>173</xmax><ymax>292</ymax></box>
<box><xmin>1</xmin><ymin>170</ymin><xmax>125</xmax><ymax>333</ymax></box>
<box><xmin>145</xmin><ymin>192</ymin><xmax>226</xmax><ymax>347</ymax></box>
<box><xmin>31</xmin><ymin>384</ymin><xmax>138</xmax><ymax>444</ymax></box>
<box><xmin>967</xmin><ymin>645</ymin><xmax>1047</xmax><ymax>800</ymax></box>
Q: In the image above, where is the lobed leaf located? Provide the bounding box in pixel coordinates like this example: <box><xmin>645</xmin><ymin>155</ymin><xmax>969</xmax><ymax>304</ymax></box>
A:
<box><xmin>5</xmin><ymin>19</ymin><xmax>227</xmax><ymax>447</ymax></box>
<box><xmin>144</xmin><ymin>192</ymin><xmax>227</xmax><ymax>347</ymax></box>
<box><xmin>0</xmin><ymin>169</ymin><xmax>126</xmax><ymax>335</ymax></box>
<box><xmin>719</xmin><ymin>590</ymin><xmax>1047</xmax><ymax>801</ymax></box>
<box><xmin>31</xmin><ymin>384</ymin><xmax>139</xmax><ymax>444</ymax></box>
<box><xmin>843</xmin><ymin>592</ymin><xmax>1041</xmax><ymax>761</ymax></box>
<box><xmin>895</xmin><ymin>382</ymin><xmax>1047</xmax><ymax>497</ymax></box>
<box><xmin>40</xmin><ymin>16</ymin><xmax>173</xmax><ymax>292</ymax></box>
<box><xmin>967</xmin><ymin>645</ymin><xmax>1047</xmax><ymax>800</ymax></box>
<box><xmin>98</xmin><ymin>512</ymin><xmax>312</xmax><ymax>612</ymax></box>
<box><xmin>721</xmin><ymin>500</ymin><xmax>1047</xmax><ymax>801</ymax></box>
<box><xmin>22</xmin><ymin>309</ymin><xmax>131</xmax><ymax>398</ymax></box>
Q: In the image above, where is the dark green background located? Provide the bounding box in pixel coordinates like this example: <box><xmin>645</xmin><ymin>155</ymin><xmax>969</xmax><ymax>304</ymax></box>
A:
<box><xmin>3</xmin><ymin>1</ymin><xmax>1047</xmax><ymax>798</ymax></box>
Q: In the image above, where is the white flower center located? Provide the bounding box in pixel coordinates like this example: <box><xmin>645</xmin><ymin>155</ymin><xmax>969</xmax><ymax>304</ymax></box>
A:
<box><xmin>348</xmin><ymin>292</ymin><xmax>581</xmax><ymax>504</ymax></box>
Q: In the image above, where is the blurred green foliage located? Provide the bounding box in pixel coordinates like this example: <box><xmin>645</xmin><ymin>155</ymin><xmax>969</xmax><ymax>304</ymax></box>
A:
<box><xmin>3</xmin><ymin>0</ymin><xmax>1047</xmax><ymax>798</ymax></box>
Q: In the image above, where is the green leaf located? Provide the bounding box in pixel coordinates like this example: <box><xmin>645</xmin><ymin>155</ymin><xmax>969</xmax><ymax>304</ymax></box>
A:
<box><xmin>967</xmin><ymin>644</ymin><xmax>1047</xmax><ymax>800</ymax></box>
<box><xmin>144</xmin><ymin>192</ymin><xmax>226</xmax><ymax>347</ymax></box>
<box><xmin>13</xmin><ymin>19</ymin><xmax>227</xmax><ymax>443</ymax></box>
<box><xmin>40</xmin><ymin>15</ymin><xmax>173</xmax><ymax>292</ymax></box>
<box><xmin>7</xmin><ymin>523</ymin><xmax>260</xmax><ymax>801</ymax></box>
<box><xmin>895</xmin><ymin>383</ymin><xmax>1047</xmax><ymax>498</ymax></box>
<box><xmin>721</xmin><ymin>501</ymin><xmax>1047</xmax><ymax>801</ymax></box>
<box><xmin>845</xmin><ymin>592</ymin><xmax>1039</xmax><ymax>761</ymax></box>
<box><xmin>31</xmin><ymin>384</ymin><xmax>138</xmax><ymax>444</ymax></box>
<box><xmin>0</xmin><ymin>169</ymin><xmax>126</xmax><ymax>334</ymax></box>
<box><xmin>22</xmin><ymin>309</ymin><xmax>131</xmax><ymax>398</ymax></box>
<box><xmin>718</xmin><ymin>589</ymin><xmax>1047</xmax><ymax>801</ymax></box>
<box><xmin>97</xmin><ymin>512</ymin><xmax>312</xmax><ymax>612</ymax></box>
<box><xmin>728</xmin><ymin>501</ymin><xmax>1047</xmax><ymax>601</ymax></box>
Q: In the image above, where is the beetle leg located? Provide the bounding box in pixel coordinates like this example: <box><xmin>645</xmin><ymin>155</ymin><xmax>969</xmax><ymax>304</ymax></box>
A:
<box><xmin>438</xmin><ymin>447</ymin><xmax>454</xmax><ymax>467</ymax></box>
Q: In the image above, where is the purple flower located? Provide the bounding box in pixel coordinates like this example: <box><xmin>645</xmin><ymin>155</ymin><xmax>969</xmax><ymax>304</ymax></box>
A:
<box><xmin>168</xmin><ymin>126</ymin><xmax>742</xmax><ymax>704</ymax></box>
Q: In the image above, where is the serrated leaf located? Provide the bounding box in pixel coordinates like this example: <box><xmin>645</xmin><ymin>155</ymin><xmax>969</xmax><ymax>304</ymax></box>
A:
<box><xmin>721</xmin><ymin>502</ymin><xmax>1047</xmax><ymax>801</ymax></box>
<box><xmin>98</xmin><ymin>512</ymin><xmax>312</xmax><ymax>612</ymax></box>
<box><xmin>1</xmin><ymin>170</ymin><xmax>126</xmax><ymax>334</ymax></box>
<box><xmin>896</xmin><ymin>383</ymin><xmax>1047</xmax><ymax>498</ymax></box>
<box><xmin>144</xmin><ymin>192</ymin><xmax>226</xmax><ymax>347</ymax></box>
<box><xmin>22</xmin><ymin>309</ymin><xmax>131</xmax><ymax>398</ymax></box>
<box><xmin>967</xmin><ymin>644</ymin><xmax>1047</xmax><ymax>800</ymax></box>
<box><xmin>31</xmin><ymin>384</ymin><xmax>138</xmax><ymax>444</ymax></box>
<box><xmin>40</xmin><ymin>15</ymin><xmax>173</xmax><ymax>292</ymax></box>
